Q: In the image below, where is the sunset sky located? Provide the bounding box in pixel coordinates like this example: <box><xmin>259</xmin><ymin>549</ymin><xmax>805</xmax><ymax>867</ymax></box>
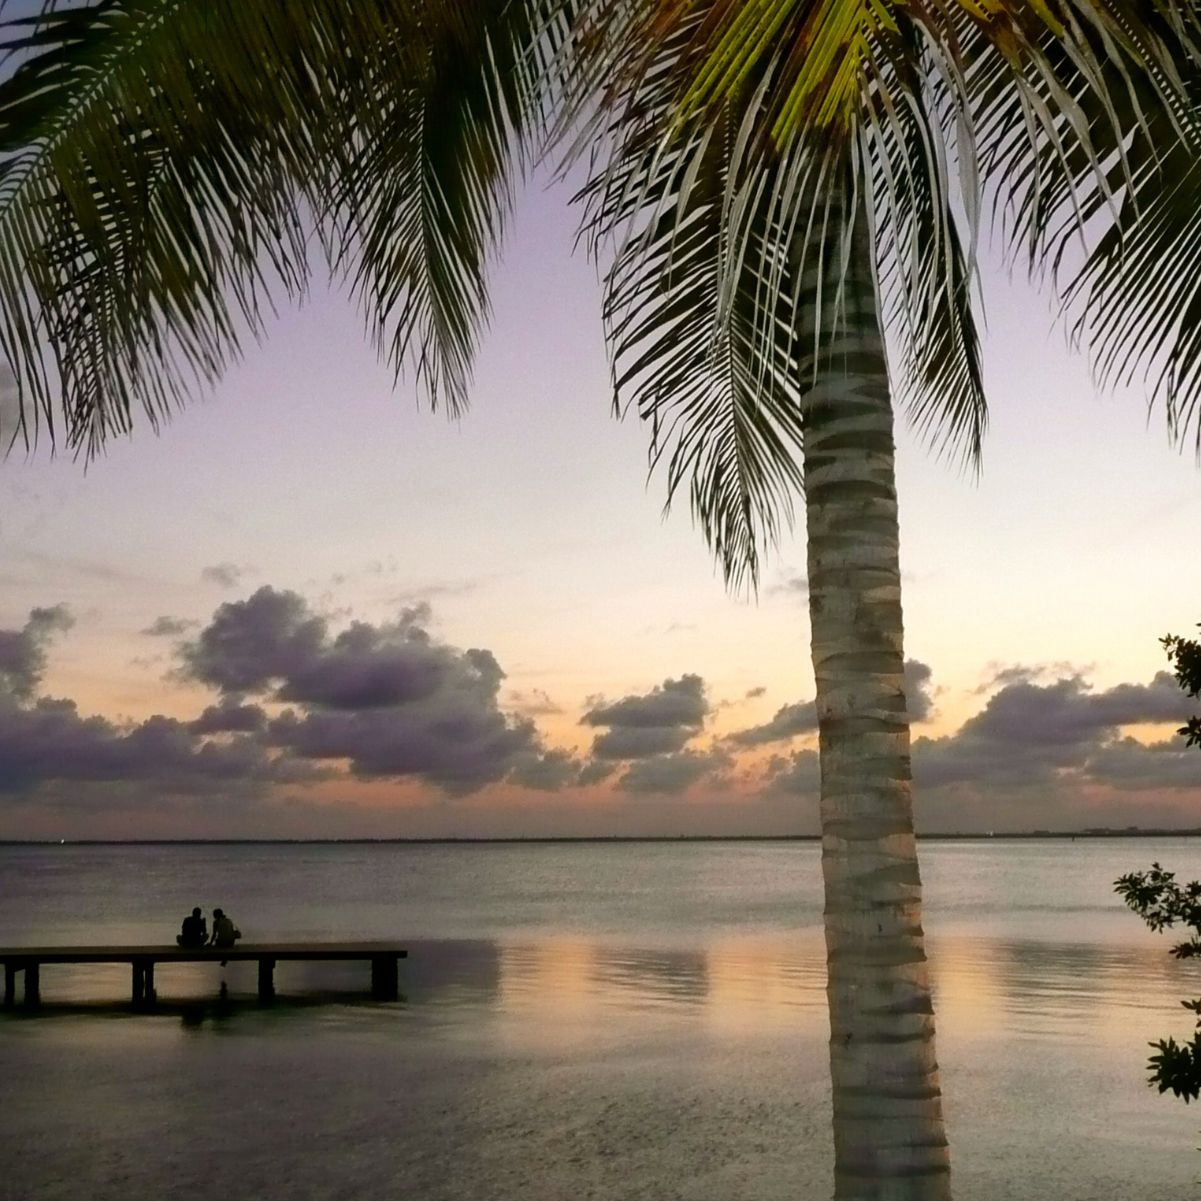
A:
<box><xmin>1</xmin><ymin>174</ymin><xmax>1198</xmax><ymax>840</ymax></box>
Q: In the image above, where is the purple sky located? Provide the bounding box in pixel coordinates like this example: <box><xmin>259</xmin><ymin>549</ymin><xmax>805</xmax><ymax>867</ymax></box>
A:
<box><xmin>0</xmin><ymin>175</ymin><xmax>1198</xmax><ymax>839</ymax></box>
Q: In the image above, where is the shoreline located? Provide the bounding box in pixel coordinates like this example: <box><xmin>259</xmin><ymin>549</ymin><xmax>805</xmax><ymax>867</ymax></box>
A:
<box><xmin>3</xmin><ymin>829</ymin><xmax>1200</xmax><ymax>846</ymax></box>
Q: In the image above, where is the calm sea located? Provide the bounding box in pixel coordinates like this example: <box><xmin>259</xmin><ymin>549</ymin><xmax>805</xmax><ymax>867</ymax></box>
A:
<box><xmin>2</xmin><ymin>838</ymin><xmax>1199</xmax><ymax>1200</ymax></box>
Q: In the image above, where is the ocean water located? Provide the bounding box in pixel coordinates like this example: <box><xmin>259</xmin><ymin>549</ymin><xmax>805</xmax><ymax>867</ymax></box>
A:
<box><xmin>2</xmin><ymin>838</ymin><xmax>1200</xmax><ymax>1200</ymax></box>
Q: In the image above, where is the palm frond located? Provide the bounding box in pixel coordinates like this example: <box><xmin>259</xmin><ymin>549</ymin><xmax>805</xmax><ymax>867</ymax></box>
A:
<box><xmin>0</xmin><ymin>0</ymin><xmax>547</xmax><ymax>452</ymax></box>
<box><xmin>578</xmin><ymin>44</ymin><xmax>808</xmax><ymax>591</ymax></box>
<box><xmin>864</xmin><ymin>15</ymin><xmax>985</xmax><ymax>465</ymax></box>
<box><xmin>962</xmin><ymin>3</ymin><xmax>1201</xmax><ymax>447</ymax></box>
<box><xmin>325</xmin><ymin>0</ymin><xmax>551</xmax><ymax>415</ymax></box>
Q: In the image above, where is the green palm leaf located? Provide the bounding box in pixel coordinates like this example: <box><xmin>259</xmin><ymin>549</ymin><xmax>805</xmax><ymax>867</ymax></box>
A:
<box><xmin>0</xmin><ymin>0</ymin><xmax>545</xmax><ymax>453</ymax></box>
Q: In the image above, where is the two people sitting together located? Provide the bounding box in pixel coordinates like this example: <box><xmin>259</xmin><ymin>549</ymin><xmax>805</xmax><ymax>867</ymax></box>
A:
<box><xmin>176</xmin><ymin>906</ymin><xmax>241</xmax><ymax>949</ymax></box>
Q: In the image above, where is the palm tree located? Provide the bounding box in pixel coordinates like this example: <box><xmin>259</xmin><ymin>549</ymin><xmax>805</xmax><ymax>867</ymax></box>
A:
<box><xmin>1</xmin><ymin>3</ymin><xmax>1199</xmax><ymax>1197</ymax></box>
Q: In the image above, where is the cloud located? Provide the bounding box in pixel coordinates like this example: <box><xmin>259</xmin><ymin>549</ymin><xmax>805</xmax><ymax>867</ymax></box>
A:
<box><xmin>573</xmin><ymin>674</ymin><xmax>721</xmax><ymax>793</ymax></box>
<box><xmin>181</xmin><ymin>587</ymin><xmax>328</xmax><ymax>694</ymax></box>
<box><xmin>0</xmin><ymin>607</ymin><xmax>319</xmax><ymax>806</ymax></box>
<box><xmin>0</xmin><ymin>590</ymin><xmax>564</xmax><ymax>808</ymax></box>
<box><xmin>769</xmin><ymin>572</ymin><xmax>808</xmax><ymax>600</ymax></box>
<box><xmin>503</xmin><ymin>689</ymin><xmax>563</xmax><ymax>718</ymax></box>
<box><xmin>909</xmin><ymin>670</ymin><xmax>1198</xmax><ymax>827</ymax></box>
<box><xmin>727</xmin><ymin>659</ymin><xmax>935</xmax><ymax>747</ymax></box>
<box><xmin>201</xmin><ymin>562</ymin><xmax>244</xmax><ymax>588</ymax></box>
<box><xmin>0</xmin><ymin>605</ymin><xmax>73</xmax><ymax>700</ymax></box>
<box><xmin>726</xmin><ymin>699</ymin><xmax>818</xmax><ymax>747</ymax></box>
<box><xmin>745</xmin><ymin>686</ymin><xmax>766</xmax><ymax>699</ymax></box>
<box><xmin>973</xmin><ymin>660</ymin><xmax>1090</xmax><ymax>694</ymax></box>
<box><xmin>390</xmin><ymin>577</ymin><xmax>481</xmax><ymax>606</ymax></box>
<box><xmin>617</xmin><ymin>748</ymin><xmax>731</xmax><ymax>795</ymax></box>
<box><xmin>188</xmin><ymin>700</ymin><xmax>268</xmax><ymax>735</ymax></box>
<box><xmin>904</xmin><ymin>659</ymin><xmax>936</xmax><ymax>723</ymax></box>
<box><xmin>763</xmin><ymin>749</ymin><xmax>821</xmax><ymax>796</ymax></box>
<box><xmin>181</xmin><ymin>590</ymin><xmax>543</xmax><ymax>794</ymax></box>
<box><xmin>581</xmin><ymin>674</ymin><xmax>708</xmax><ymax>762</ymax></box>
<box><xmin>948</xmin><ymin>671</ymin><xmax>1184</xmax><ymax>750</ymax></box>
<box><xmin>578</xmin><ymin>759</ymin><xmax>617</xmax><ymax>786</ymax></box>
<box><xmin>0</xmin><ymin>697</ymin><xmax>316</xmax><ymax>801</ymax></box>
<box><xmin>590</xmin><ymin>725</ymin><xmax>695</xmax><ymax>760</ymax></box>
<box><xmin>582</xmin><ymin>674</ymin><xmax>708</xmax><ymax>731</ymax></box>
<box><xmin>508</xmin><ymin>749</ymin><xmax>583</xmax><ymax>791</ymax></box>
<box><xmin>141</xmin><ymin>615</ymin><xmax>197</xmax><ymax>637</ymax></box>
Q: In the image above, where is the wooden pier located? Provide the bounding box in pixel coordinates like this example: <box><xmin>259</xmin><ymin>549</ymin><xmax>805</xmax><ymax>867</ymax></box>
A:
<box><xmin>0</xmin><ymin>943</ymin><xmax>407</xmax><ymax>1009</ymax></box>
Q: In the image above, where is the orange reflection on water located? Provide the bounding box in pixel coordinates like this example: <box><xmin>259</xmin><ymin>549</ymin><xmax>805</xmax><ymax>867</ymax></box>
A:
<box><xmin>495</xmin><ymin>933</ymin><xmax>831</xmax><ymax>1039</ymax></box>
<box><xmin>703</xmin><ymin>932</ymin><xmax>826</xmax><ymax>1034</ymax></box>
<box><xmin>927</xmin><ymin>935</ymin><xmax>1005</xmax><ymax>1037</ymax></box>
<box><xmin>497</xmin><ymin>938</ymin><xmax>602</xmax><ymax>1033</ymax></box>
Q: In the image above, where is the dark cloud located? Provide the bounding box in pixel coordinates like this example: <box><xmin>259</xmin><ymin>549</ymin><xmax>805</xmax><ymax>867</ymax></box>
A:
<box><xmin>581</xmin><ymin>674</ymin><xmax>707</xmax><ymax>762</ymax></box>
<box><xmin>141</xmin><ymin>615</ymin><xmax>197</xmax><ymax>637</ymax></box>
<box><xmin>0</xmin><ymin>697</ymin><xmax>315</xmax><ymax>799</ymax></box>
<box><xmin>727</xmin><ymin>659</ymin><xmax>935</xmax><ymax>747</ymax></box>
<box><xmin>726</xmin><ymin>700</ymin><xmax>817</xmax><ymax>747</ymax></box>
<box><xmin>904</xmin><ymin>659</ymin><xmax>936</xmax><ymax>723</ymax></box>
<box><xmin>582</xmin><ymin>674</ymin><xmax>707</xmax><ymax>731</ymax></box>
<box><xmin>617</xmin><ymin>749</ymin><xmax>731</xmax><ymax>795</ymax></box>
<box><xmin>0</xmin><ymin>612</ymin><xmax>314</xmax><ymax>805</ymax></box>
<box><xmin>181</xmin><ymin>587</ymin><xmax>328</xmax><ymax>694</ymax></box>
<box><xmin>952</xmin><ymin>672</ymin><xmax>1183</xmax><ymax>749</ymax></box>
<box><xmin>755</xmin><ymin>665</ymin><xmax>1193</xmax><ymax>820</ymax></box>
<box><xmin>974</xmin><ymin>660</ymin><xmax>1090</xmax><ymax>694</ymax></box>
<box><xmin>177</xmin><ymin>590</ymin><xmax>543</xmax><ymax>794</ymax></box>
<box><xmin>0</xmin><ymin>605</ymin><xmax>73</xmax><ymax>700</ymax></box>
<box><xmin>267</xmin><ymin>705</ymin><xmax>536</xmax><ymax>795</ymax></box>
<box><xmin>911</xmin><ymin>671</ymin><xmax>1198</xmax><ymax>813</ymax></box>
<box><xmin>1</xmin><ymin>591</ymin><xmax>558</xmax><ymax>806</ymax></box>
<box><xmin>573</xmin><ymin>674</ymin><xmax>719</xmax><ymax>793</ymax></box>
<box><xmin>508</xmin><ymin>749</ymin><xmax>582</xmax><ymax>791</ymax></box>
<box><xmin>201</xmin><ymin>562</ymin><xmax>244</xmax><ymax>588</ymax></box>
<box><xmin>763</xmin><ymin>748</ymin><xmax>821</xmax><ymax>796</ymax></box>
<box><xmin>591</xmin><ymin>725</ymin><xmax>695</xmax><ymax>760</ymax></box>
<box><xmin>188</xmin><ymin>700</ymin><xmax>268</xmax><ymax>735</ymax></box>
<box><xmin>578</xmin><ymin>759</ymin><xmax>617</xmax><ymax>786</ymax></box>
<box><xmin>745</xmin><ymin>686</ymin><xmax>766</xmax><ymax>699</ymax></box>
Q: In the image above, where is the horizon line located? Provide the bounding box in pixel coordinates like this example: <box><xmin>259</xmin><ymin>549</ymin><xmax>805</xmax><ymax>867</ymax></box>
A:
<box><xmin>3</xmin><ymin>828</ymin><xmax>1201</xmax><ymax>847</ymax></box>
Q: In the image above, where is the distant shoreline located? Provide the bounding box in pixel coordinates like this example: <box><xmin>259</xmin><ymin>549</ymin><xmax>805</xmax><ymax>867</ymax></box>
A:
<box><xmin>3</xmin><ymin>829</ymin><xmax>1201</xmax><ymax>846</ymax></box>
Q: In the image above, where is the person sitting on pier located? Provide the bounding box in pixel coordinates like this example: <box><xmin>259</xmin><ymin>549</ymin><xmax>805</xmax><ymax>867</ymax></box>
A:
<box><xmin>176</xmin><ymin>907</ymin><xmax>207</xmax><ymax>948</ymax></box>
<box><xmin>210</xmin><ymin>908</ymin><xmax>241</xmax><ymax>967</ymax></box>
<box><xmin>210</xmin><ymin>907</ymin><xmax>241</xmax><ymax>946</ymax></box>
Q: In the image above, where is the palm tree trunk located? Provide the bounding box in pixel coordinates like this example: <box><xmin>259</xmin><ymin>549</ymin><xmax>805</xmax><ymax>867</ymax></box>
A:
<box><xmin>798</xmin><ymin>194</ymin><xmax>951</xmax><ymax>1200</ymax></box>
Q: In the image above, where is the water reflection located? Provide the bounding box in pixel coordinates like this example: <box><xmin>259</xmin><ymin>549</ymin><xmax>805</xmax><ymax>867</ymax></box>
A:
<box><xmin>929</xmin><ymin>934</ymin><xmax>1188</xmax><ymax>1045</ymax></box>
<box><xmin>480</xmin><ymin>931</ymin><xmax>1195</xmax><ymax>1050</ymax></box>
<box><xmin>7</xmin><ymin>931</ymin><xmax>1190</xmax><ymax>1048</ymax></box>
<box><xmin>591</xmin><ymin>946</ymin><xmax>709</xmax><ymax>1008</ymax></box>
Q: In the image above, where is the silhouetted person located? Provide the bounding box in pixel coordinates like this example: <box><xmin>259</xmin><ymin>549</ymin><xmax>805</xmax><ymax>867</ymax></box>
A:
<box><xmin>210</xmin><ymin>908</ymin><xmax>241</xmax><ymax>966</ymax></box>
<box><xmin>176</xmin><ymin>906</ymin><xmax>207</xmax><ymax>948</ymax></box>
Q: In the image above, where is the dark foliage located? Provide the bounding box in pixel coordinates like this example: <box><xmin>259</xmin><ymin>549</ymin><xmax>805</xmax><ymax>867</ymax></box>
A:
<box><xmin>1161</xmin><ymin>627</ymin><xmax>1201</xmax><ymax>748</ymax></box>
<box><xmin>1116</xmin><ymin>626</ymin><xmax>1201</xmax><ymax>1103</ymax></box>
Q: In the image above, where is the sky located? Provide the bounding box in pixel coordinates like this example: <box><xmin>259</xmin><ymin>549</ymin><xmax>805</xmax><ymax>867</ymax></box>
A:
<box><xmin>0</xmin><ymin>172</ymin><xmax>1198</xmax><ymax>840</ymax></box>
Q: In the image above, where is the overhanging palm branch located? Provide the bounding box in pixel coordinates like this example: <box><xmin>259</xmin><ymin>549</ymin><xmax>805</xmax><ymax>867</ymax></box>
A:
<box><xmin>560</xmin><ymin>0</ymin><xmax>1201</xmax><ymax>584</ymax></box>
<box><xmin>0</xmin><ymin>0</ymin><xmax>544</xmax><ymax>454</ymax></box>
<box><xmin>1</xmin><ymin>0</ymin><xmax>1201</xmax><ymax>582</ymax></box>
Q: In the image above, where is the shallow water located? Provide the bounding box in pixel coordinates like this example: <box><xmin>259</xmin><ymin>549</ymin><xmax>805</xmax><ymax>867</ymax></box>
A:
<box><xmin>2</xmin><ymin>838</ymin><xmax>1199</xmax><ymax>1200</ymax></box>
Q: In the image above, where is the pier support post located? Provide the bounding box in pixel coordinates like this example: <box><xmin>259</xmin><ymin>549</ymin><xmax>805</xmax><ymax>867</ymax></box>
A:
<box><xmin>257</xmin><ymin>958</ymin><xmax>275</xmax><ymax>1003</ymax></box>
<box><xmin>4</xmin><ymin>962</ymin><xmax>14</xmax><ymax>1008</ymax></box>
<box><xmin>371</xmin><ymin>956</ymin><xmax>399</xmax><ymax>1001</ymax></box>
<box><xmin>132</xmin><ymin>958</ymin><xmax>155</xmax><ymax>1008</ymax></box>
<box><xmin>24</xmin><ymin>962</ymin><xmax>40</xmax><ymax>1008</ymax></box>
